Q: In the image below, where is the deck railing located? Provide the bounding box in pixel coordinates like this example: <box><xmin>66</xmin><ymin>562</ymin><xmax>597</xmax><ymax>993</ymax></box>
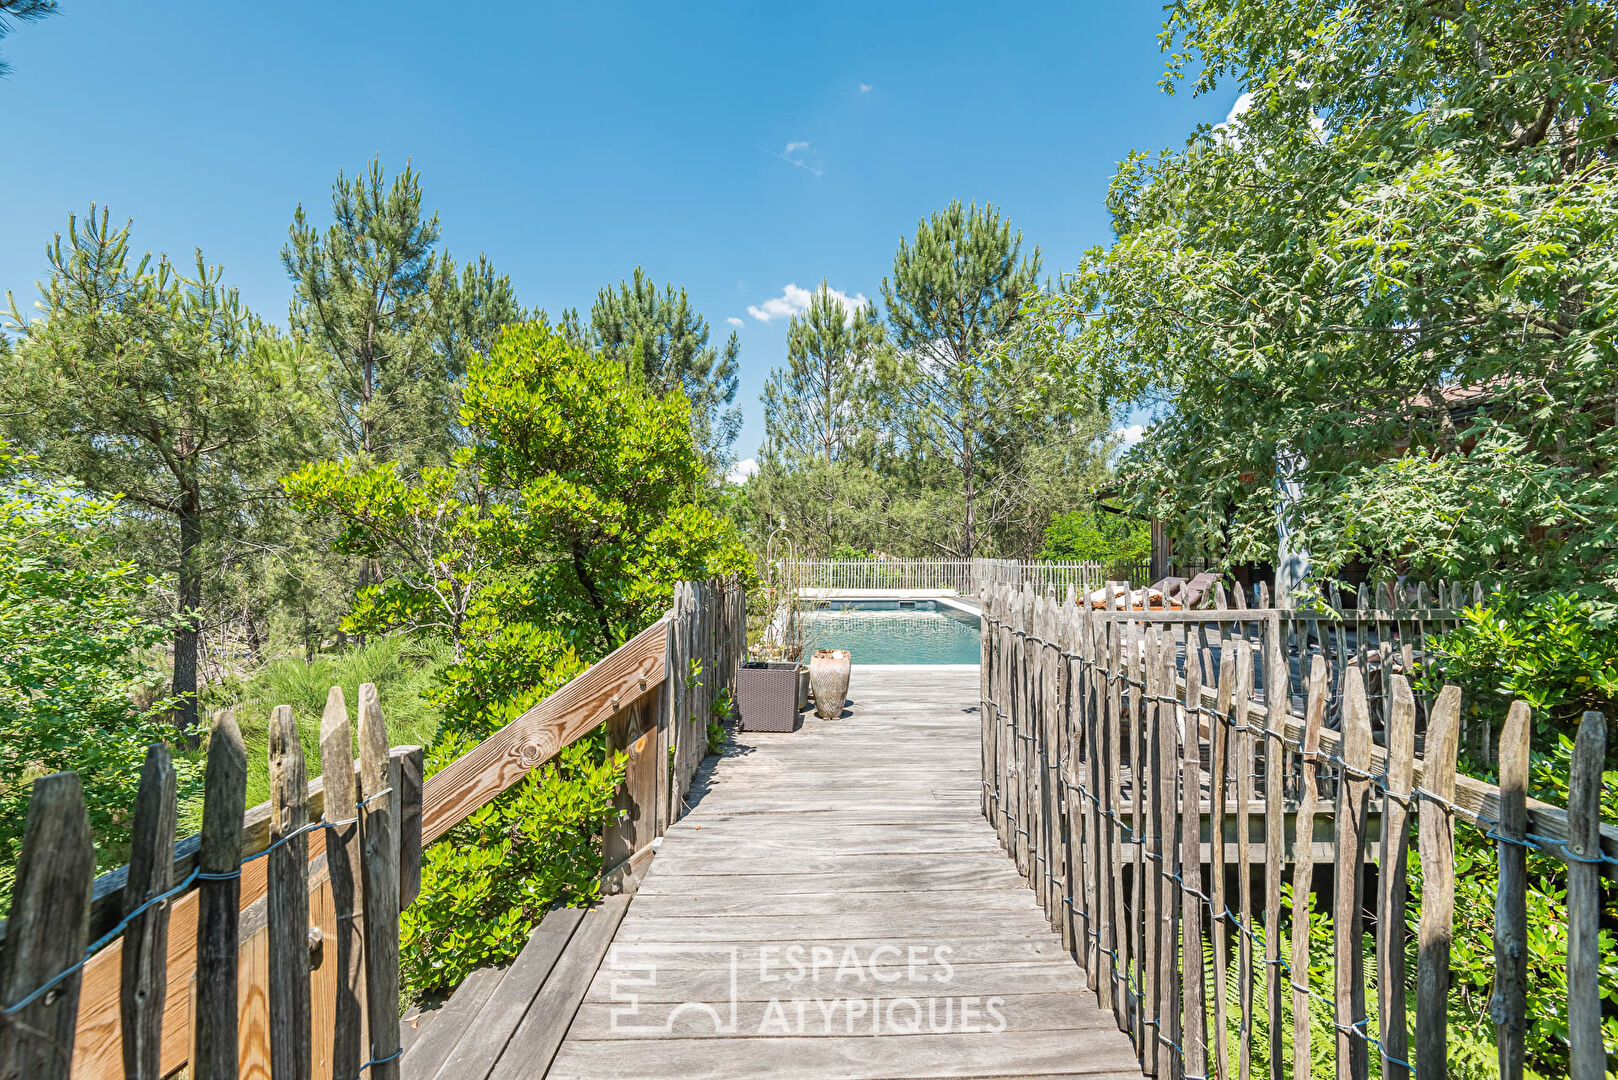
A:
<box><xmin>980</xmin><ymin>579</ymin><xmax>1614</xmax><ymax>1080</ymax></box>
<box><xmin>777</xmin><ymin>557</ymin><xmax>1151</xmax><ymax>597</ymax></box>
<box><xmin>0</xmin><ymin>577</ymin><xmax>744</xmax><ymax>1080</ymax></box>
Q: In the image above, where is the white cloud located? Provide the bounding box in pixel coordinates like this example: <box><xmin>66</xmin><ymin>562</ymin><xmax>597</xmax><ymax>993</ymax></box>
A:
<box><xmin>727</xmin><ymin>458</ymin><xmax>759</xmax><ymax>484</ymax></box>
<box><xmin>1224</xmin><ymin>91</ymin><xmax>1254</xmax><ymax>126</ymax></box>
<box><xmin>763</xmin><ymin>141</ymin><xmax>823</xmax><ymax>177</ymax></box>
<box><xmin>726</xmin><ymin>316</ymin><xmax>744</xmax><ymax>328</ymax></box>
<box><xmin>1115</xmin><ymin>423</ymin><xmax>1146</xmax><ymax>447</ymax></box>
<box><xmin>1214</xmin><ymin>91</ymin><xmax>1255</xmax><ymax>146</ymax></box>
<box><xmin>747</xmin><ymin>282</ymin><xmax>869</xmax><ymax>323</ymax></box>
<box><xmin>858</xmin><ymin>83</ymin><xmax>872</xmax><ymax>93</ymax></box>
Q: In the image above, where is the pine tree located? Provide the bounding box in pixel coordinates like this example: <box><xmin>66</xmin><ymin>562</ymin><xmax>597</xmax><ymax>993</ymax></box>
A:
<box><xmin>435</xmin><ymin>252</ymin><xmax>531</xmax><ymax>376</ymax></box>
<box><xmin>2</xmin><ymin>207</ymin><xmax>318</xmax><ymax>737</ymax></box>
<box><xmin>0</xmin><ymin>1</ymin><xmax>56</xmax><ymax>78</ymax></box>
<box><xmin>879</xmin><ymin>201</ymin><xmax>1043</xmax><ymax>557</ymax></box>
<box><xmin>760</xmin><ymin>283</ymin><xmax>884</xmax><ymax>549</ymax></box>
<box><xmin>282</xmin><ymin>159</ymin><xmax>451</xmax><ymax>471</ymax></box>
<box><xmin>587</xmin><ymin>268</ymin><xmax>741</xmax><ymax>474</ymax></box>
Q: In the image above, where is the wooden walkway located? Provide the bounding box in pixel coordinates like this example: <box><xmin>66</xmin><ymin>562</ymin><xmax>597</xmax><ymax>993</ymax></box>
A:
<box><xmin>542</xmin><ymin>664</ymin><xmax>1142</xmax><ymax>1080</ymax></box>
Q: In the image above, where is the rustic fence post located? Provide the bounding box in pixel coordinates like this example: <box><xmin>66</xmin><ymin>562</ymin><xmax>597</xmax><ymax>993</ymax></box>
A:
<box><xmin>1377</xmin><ymin>677</ymin><xmax>1416</xmax><ymax>1080</ymax></box>
<box><xmin>0</xmin><ymin>772</ymin><xmax>94</xmax><ymax>1080</ymax></box>
<box><xmin>1209</xmin><ymin>629</ymin><xmax>1235</xmax><ymax>1080</ymax></box>
<box><xmin>1059</xmin><ymin>601</ymin><xmax>1082</xmax><ymax>960</ymax></box>
<box><xmin>1333</xmin><ymin>668</ymin><xmax>1372</xmax><ymax>1080</ymax></box>
<box><xmin>358</xmin><ymin>683</ymin><xmax>402</xmax><ymax>1080</ymax></box>
<box><xmin>1232</xmin><ymin>628</ymin><xmax>1256</xmax><ymax>1080</ymax></box>
<box><xmin>1140</xmin><ymin>625</ymin><xmax>1162</xmax><ymax>1077</ymax></box>
<box><xmin>1289</xmin><ymin>655</ymin><xmax>1327</xmax><ymax>1079</ymax></box>
<box><xmin>320</xmin><ymin>688</ymin><xmax>365</xmax><ymax>1080</ymax></box>
<box><xmin>1566</xmin><ymin>709</ymin><xmax>1607</xmax><ymax>1080</ymax></box>
<box><xmin>194</xmin><ymin>710</ymin><xmax>248</xmax><ymax>1080</ymax></box>
<box><xmin>1415</xmin><ymin>685</ymin><xmax>1462</xmax><ymax>1080</ymax></box>
<box><xmin>1154</xmin><ymin>635</ymin><xmax>1180</xmax><ymax>1080</ymax></box>
<box><xmin>1490</xmin><ymin>699</ymin><xmax>1530</xmax><ymax>1080</ymax></box>
<box><xmin>1087</xmin><ymin>613</ymin><xmax>1113</xmax><ymax>1011</ymax></box>
<box><xmin>1104</xmin><ymin>604</ymin><xmax>1131</xmax><ymax>1034</ymax></box>
<box><xmin>1262</xmin><ymin>606</ymin><xmax>1288</xmax><ymax>1080</ymax></box>
<box><xmin>1129</xmin><ymin>616</ymin><xmax>1149</xmax><ymax>1062</ymax></box>
<box><xmin>1182</xmin><ymin>648</ymin><xmax>1208</xmax><ymax>1080</ymax></box>
<box><xmin>121</xmin><ymin>743</ymin><xmax>178</xmax><ymax>1080</ymax></box>
<box><xmin>396</xmin><ymin>745</ymin><xmax>424</xmax><ymax>911</ymax></box>
<box><xmin>268</xmin><ymin>703</ymin><xmax>312</xmax><ymax>1080</ymax></box>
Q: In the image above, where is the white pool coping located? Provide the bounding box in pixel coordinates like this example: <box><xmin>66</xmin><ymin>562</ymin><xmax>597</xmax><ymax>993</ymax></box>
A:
<box><xmin>849</xmin><ymin>662</ymin><xmax>980</xmax><ymax>671</ymax></box>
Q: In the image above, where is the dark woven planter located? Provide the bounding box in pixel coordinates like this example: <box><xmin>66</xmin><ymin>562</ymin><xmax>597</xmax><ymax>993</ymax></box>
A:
<box><xmin>737</xmin><ymin>661</ymin><xmax>799</xmax><ymax>732</ymax></box>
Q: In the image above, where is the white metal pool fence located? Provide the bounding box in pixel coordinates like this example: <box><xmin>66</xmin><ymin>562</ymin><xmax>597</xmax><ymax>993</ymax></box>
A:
<box><xmin>774</xmin><ymin>557</ymin><xmax>1151</xmax><ymax>596</ymax></box>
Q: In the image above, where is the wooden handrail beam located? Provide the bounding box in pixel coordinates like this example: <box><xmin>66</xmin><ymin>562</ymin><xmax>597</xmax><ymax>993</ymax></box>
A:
<box><xmin>420</xmin><ymin>615</ymin><xmax>670</xmax><ymax>845</ymax></box>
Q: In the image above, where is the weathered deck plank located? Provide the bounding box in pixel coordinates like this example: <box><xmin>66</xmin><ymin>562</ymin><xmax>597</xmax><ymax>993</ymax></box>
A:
<box><xmin>418</xmin><ymin>906</ymin><xmax>584</xmax><ymax>1080</ymax></box>
<box><xmin>547</xmin><ymin>665</ymin><xmax>1142</xmax><ymax>1080</ymax></box>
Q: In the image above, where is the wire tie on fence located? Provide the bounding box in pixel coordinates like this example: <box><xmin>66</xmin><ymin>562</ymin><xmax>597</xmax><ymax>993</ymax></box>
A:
<box><xmin>360</xmin><ymin>1046</ymin><xmax>405</xmax><ymax>1072</ymax></box>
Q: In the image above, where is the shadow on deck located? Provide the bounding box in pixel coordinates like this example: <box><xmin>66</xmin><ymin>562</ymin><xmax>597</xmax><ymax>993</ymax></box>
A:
<box><xmin>403</xmin><ymin>665</ymin><xmax>1141</xmax><ymax>1080</ymax></box>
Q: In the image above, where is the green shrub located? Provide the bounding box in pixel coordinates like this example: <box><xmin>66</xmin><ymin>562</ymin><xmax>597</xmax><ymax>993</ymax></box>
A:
<box><xmin>1431</xmin><ymin>593</ymin><xmax>1618</xmax><ymax>751</ymax></box>
<box><xmin>400</xmin><ymin>619</ymin><xmax>613</xmax><ymax>999</ymax></box>
<box><xmin>1039</xmin><ymin>509</ymin><xmax>1149</xmax><ymax>563</ymax></box>
<box><xmin>185</xmin><ymin>635</ymin><xmax>451</xmax><ymax>831</ymax></box>
<box><xmin>400</xmin><ymin>735</ymin><xmax>623</xmax><ymax>995</ymax></box>
<box><xmin>0</xmin><ymin>447</ymin><xmax>191</xmax><ymax>905</ymax></box>
<box><xmin>288</xmin><ymin>322</ymin><xmax>751</xmax><ymax>1003</ymax></box>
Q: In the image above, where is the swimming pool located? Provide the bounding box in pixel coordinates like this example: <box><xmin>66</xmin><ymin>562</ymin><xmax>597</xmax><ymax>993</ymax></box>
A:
<box><xmin>798</xmin><ymin>599</ymin><xmax>982</xmax><ymax>665</ymax></box>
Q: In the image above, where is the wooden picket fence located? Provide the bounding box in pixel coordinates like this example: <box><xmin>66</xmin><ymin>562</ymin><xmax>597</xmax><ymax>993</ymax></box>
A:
<box><xmin>973</xmin><ymin>558</ymin><xmax>1151</xmax><ymax>597</ymax></box>
<box><xmin>981</xmin><ymin>579</ymin><xmax>1614</xmax><ymax>1080</ymax></box>
<box><xmin>0</xmin><ymin>687</ymin><xmax>423</xmax><ymax>1080</ymax></box>
<box><xmin>0</xmin><ymin>577</ymin><xmax>745</xmax><ymax>1080</ymax></box>
<box><xmin>776</xmin><ymin>557</ymin><xmax>1151</xmax><ymax>597</ymax></box>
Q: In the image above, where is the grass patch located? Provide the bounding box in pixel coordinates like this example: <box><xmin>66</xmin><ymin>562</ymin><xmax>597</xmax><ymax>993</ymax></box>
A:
<box><xmin>181</xmin><ymin>635</ymin><xmax>452</xmax><ymax>832</ymax></box>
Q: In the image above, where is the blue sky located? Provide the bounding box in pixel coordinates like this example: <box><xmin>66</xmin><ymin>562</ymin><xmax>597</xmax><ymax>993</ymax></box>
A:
<box><xmin>1</xmin><ymin>1</ymin><xmax>1239</xmax><ymax>468</ymax></box>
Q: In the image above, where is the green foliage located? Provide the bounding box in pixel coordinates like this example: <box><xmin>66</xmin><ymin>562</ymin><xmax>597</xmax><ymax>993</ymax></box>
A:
<box><xmin>285</xmin><ymin>160</ymin><xmax>454</xmax><ymax>469</ymax></box>
<box><xmin>462</xmin><ymin>320</ymin><xmax>752</xmax><ymax>650</ymax></box>
<box><xmin>400</xmin><ymin>737</ymin><xmax>623</xmax><ymax>995</ymax></box>
<box><xmin>1432</xmin><ymin>594</ymin><xmax>1618</xmax><ymax>744</ymax></box>
<box><xmin>755</xmin><ymin>284</ymin><xmax>886</xmax><ymax>556</ymax></box>
<box><xmin>875</xmin><ymin>200</ymin><xmax>1064</xmax><ymax>558</ymax></box>
<box><xmin>0</xmin><ymin>1</ymin><xmax>57</xmax><ymax>78</ymax></box>
<box><xmin>291</xmin><ymin>319</ymin><xmax>749</xmax><ymax>1002</ymax></box>
<box><xmin>424</xmin><ymin>621</ymin><xmax>585</xmax><ymax>744</ymax></box>
<box><xmin>1041</xmin><ymin>0</ymin><xmax>1618</xmax><ymax>610</ymax></box>
<box><xmin>2</xmin><ymin>206</ymin><xmax>321</xmax><ymax>733</ymax></box>
<box><xmin>750</xmin><ymin>203</ymin><xmax>1113</xmax><ymax>561</ymax></box>
<box><xmin>187</xmin><ymin>634</ymin><xmax>452</xmax><ymax>833</ymax></box>
<box><xmin>582</xmin><ymin>267</ymin><xmax>741</xmax><ymax>476</ymax></box>
<box><xmin>1038</xmin><ymin>510</ymin><xmax>1149</xmax><ymax>563</ymax></box>
<box><xmin>0</xmin><ymin>445</ymin><xmax>191</xmax><ymax>906</ymax></box>
<box><xmin>284</xmin><ymin>451</ymin><xmax>508</xmax><ymax>652</ymax></box>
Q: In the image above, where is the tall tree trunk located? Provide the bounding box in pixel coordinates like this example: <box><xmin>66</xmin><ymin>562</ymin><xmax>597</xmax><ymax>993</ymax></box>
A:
<box><xmin>962</xmin><ymin>434</ymin><xmax>978</xmax><ymax>559</ymax></box>
<box><xmin>354</xmin><ymin>337</ymin><xmax>377</xmax><ymax>647</ymax></box>
<box><xmin>173</xmin><ymin>490</ymin><xmax>203</xmax><ymax>742</ymax></box>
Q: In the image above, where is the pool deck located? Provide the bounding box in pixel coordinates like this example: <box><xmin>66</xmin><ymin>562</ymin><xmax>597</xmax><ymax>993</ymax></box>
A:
<box><xmin>543</xmin><ymin>664</ymin><xmax>1140</xmax><ymax>1080</ymax></box>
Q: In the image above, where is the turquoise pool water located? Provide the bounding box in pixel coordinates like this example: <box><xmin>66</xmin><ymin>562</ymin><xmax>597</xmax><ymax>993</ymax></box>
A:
<box><xmin>799</xmin><ymin>600</ymin><xmax>982</xmax><ymax>665</ymax></box>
